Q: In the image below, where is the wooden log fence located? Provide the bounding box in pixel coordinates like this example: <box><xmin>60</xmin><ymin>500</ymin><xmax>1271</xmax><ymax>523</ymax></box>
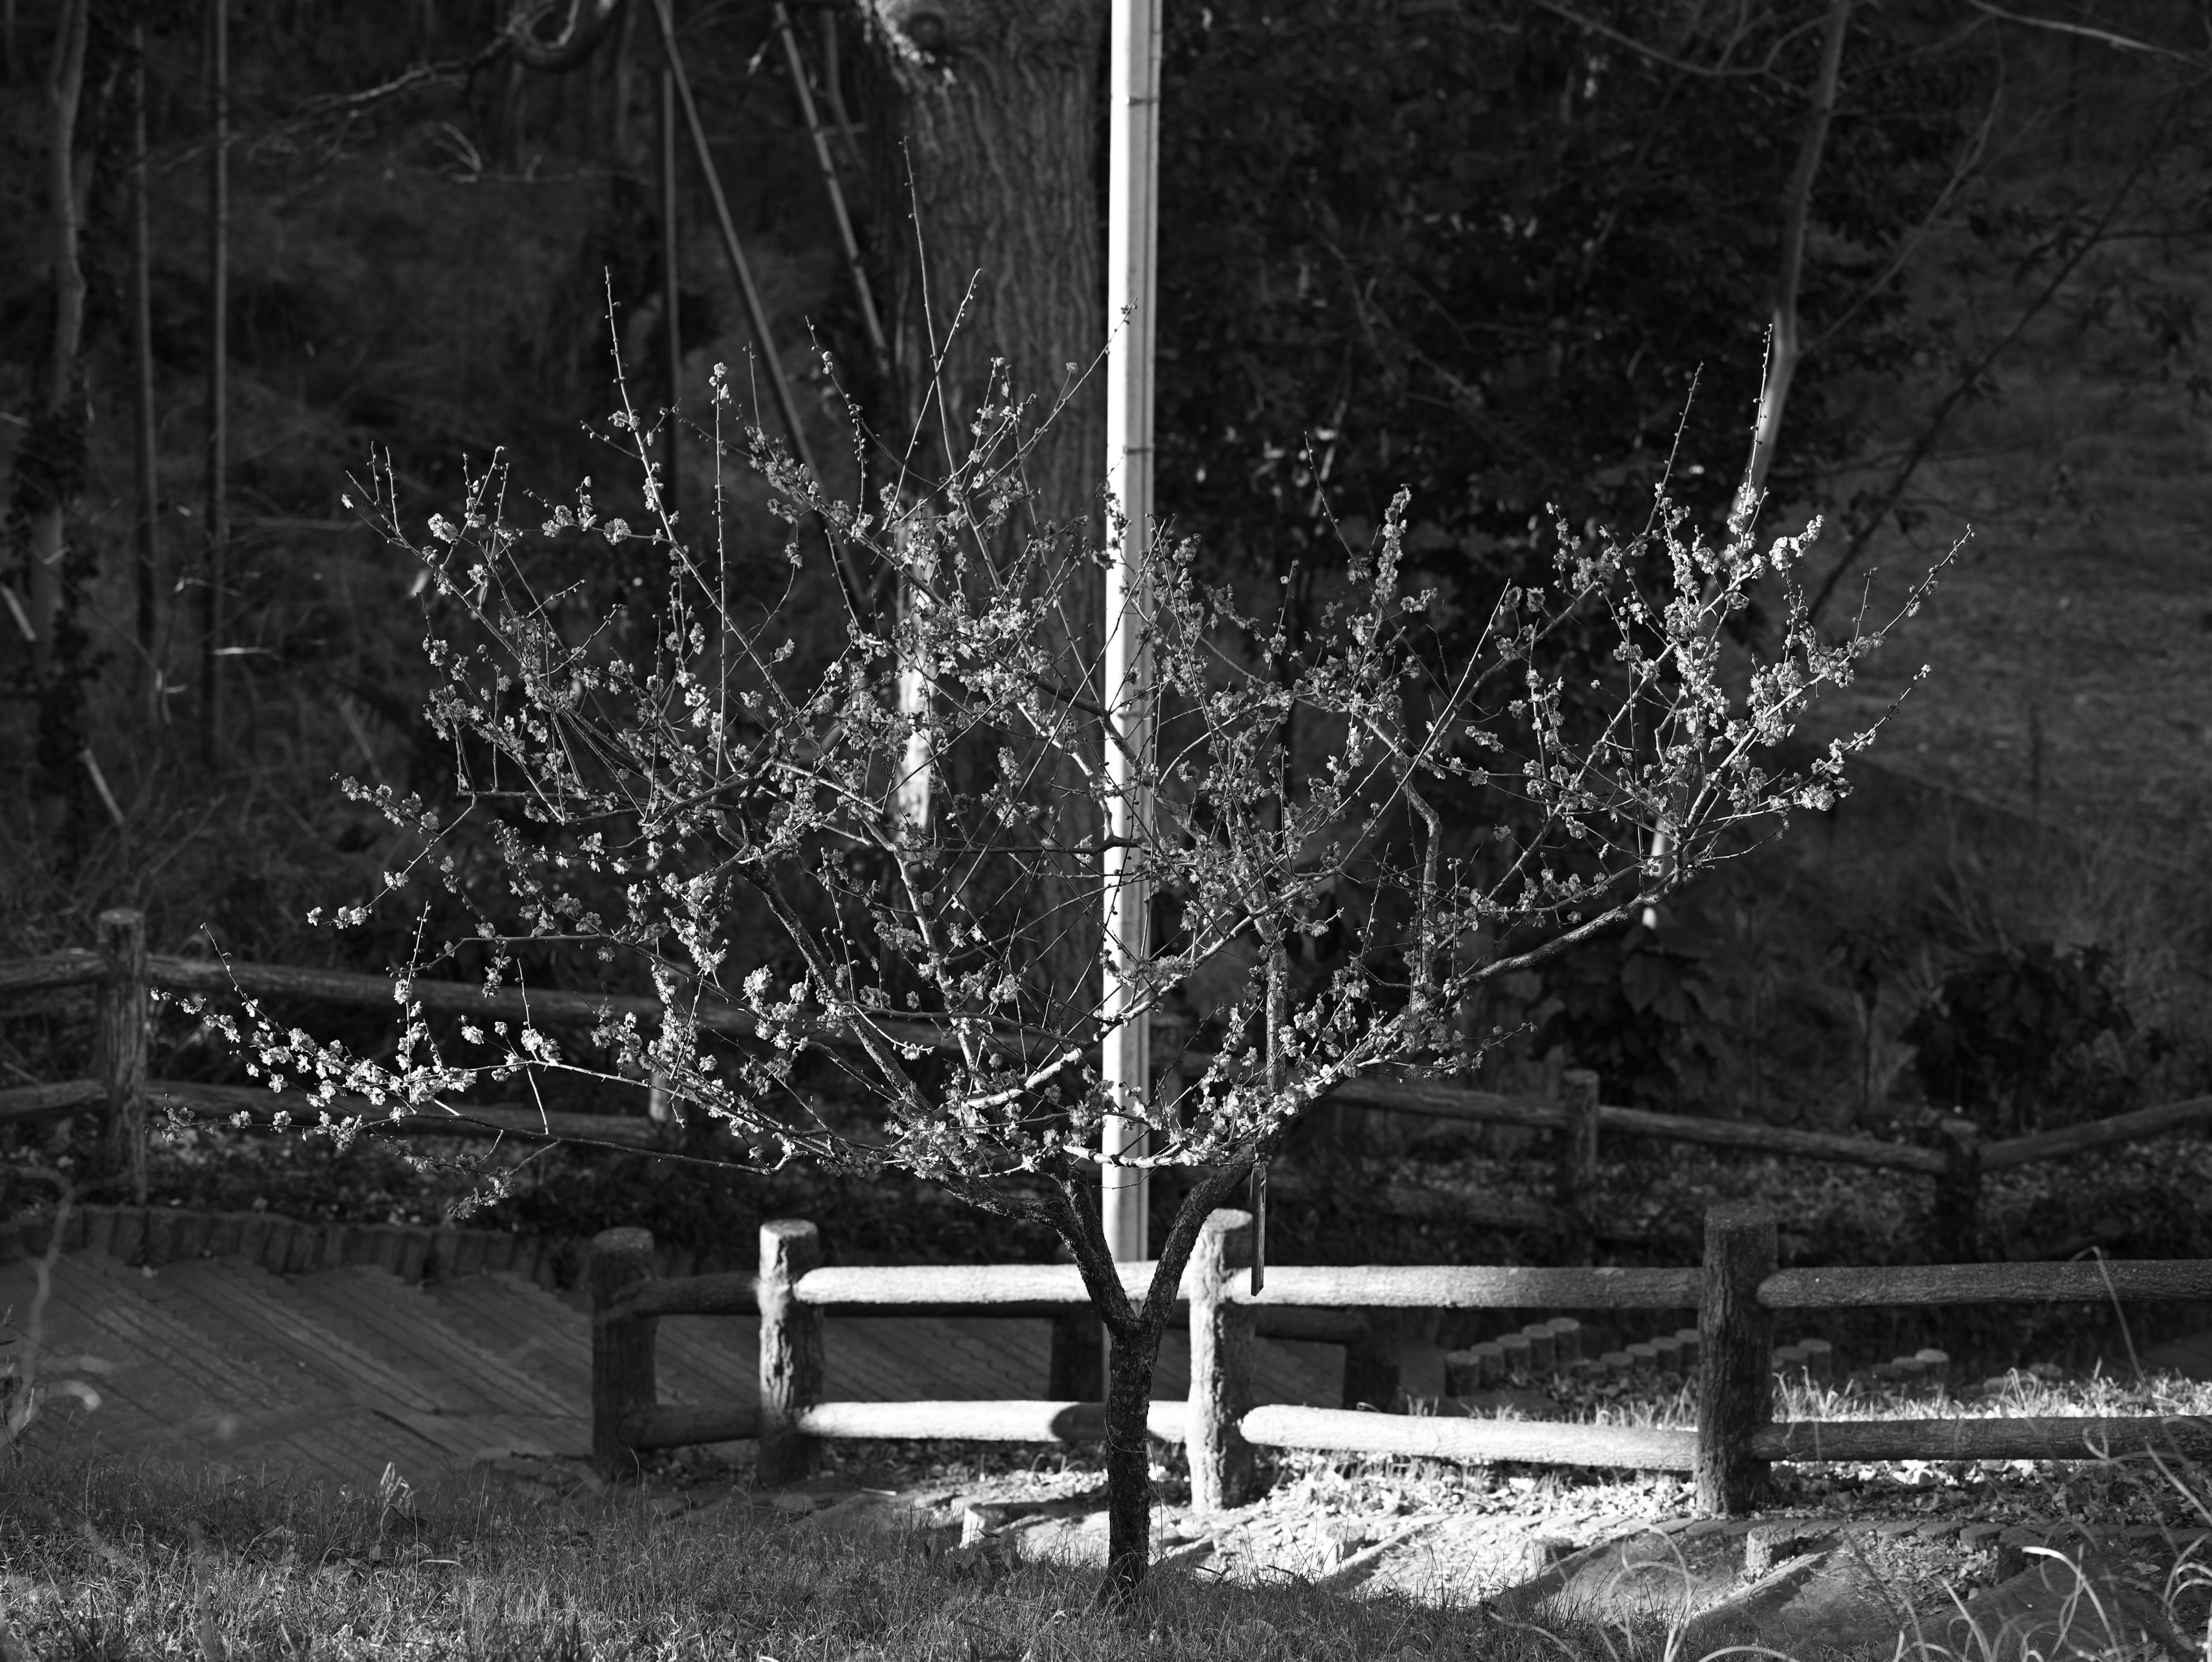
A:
<box><xmin>7</xmin><ymin>910</ymin><xmax>2212</xmax><ymax>1248</ymax></box>
<box><xmin>586</xmin><ymin>1205</ymin><xmax>2212</xmax><ymax>1515</ymax></box>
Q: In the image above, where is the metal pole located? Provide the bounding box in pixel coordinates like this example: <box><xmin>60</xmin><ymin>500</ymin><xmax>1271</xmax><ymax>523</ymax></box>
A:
<box><xmin>1100</xmin><ymin>0</ymin><xmax>1161</xmax><ymax>1265</ymax></box>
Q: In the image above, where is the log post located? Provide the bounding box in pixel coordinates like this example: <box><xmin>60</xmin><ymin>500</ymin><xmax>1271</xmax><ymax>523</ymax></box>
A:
<box><xmin>1556</xmin><ymin>1067</ymin><xmax>1600</xmax><ymax>1266</ymax></box>
<box><xmin>92</xmin><ymin>908</ymin><xmax>149</xmax><ymax>1200</ymax></box>
<box><xmin>1695</xmin><ymin>1202</ymin><xmax>1777</xmax><ymax>1516</ymax></box>
<box><xmin>757</xmin><ymin>1218</ymin><xmax>823</xmax><ymax>1485</ymax></box>
<box><xmin>1188</xmin><ymin>1207</ymin><xmax>1255</xmax><ymax>1512</ymax></box>
<box><xmin>589</xmin><ymin>1226</ymin><xmax>658</xmax><ymax>1481</ymax></box>
<box><xmin>1933</xmin><ymin>1117</ymin><xmax>1982</xmax><ymax>1263</ymax></box>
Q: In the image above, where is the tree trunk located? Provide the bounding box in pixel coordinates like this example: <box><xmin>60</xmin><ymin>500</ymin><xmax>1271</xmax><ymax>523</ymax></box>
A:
<box><xmin>867</xmin><ymin>1</ymin><xmax>1104</xmax><ymax>529</ymax></box>
<box><xmin>866</xmin><ymin>1</ymin><xmax>1108</xmax><ymax>1031</ymax></box>
<box><xmin>202</xmin><ymin>0</ymin><xmax>230</xmax><ymax>767</ymax></box>
<box><xmin>1058</xmin><ymin>1161</ymin><xmax>1253</xmax><ymax>1600</ymax></box>
<box><xmin>659</xmin><ymin>63</ymin><xmax>681</xmax><ymax>518</ymax></box>
<box><xmin>26</xmin><ymin>0</ymin><xmax>90</xmax><ymax>664</ymax></box>
<box><xmin>1100</xmin><ymin>1306</ymin><xmax>1163</xmax><ymax>1599</ymax></box>
<box><xmin>130</xmin><ymin>22</ymin><xmax>159</xmax><ymax>710</ymax></box>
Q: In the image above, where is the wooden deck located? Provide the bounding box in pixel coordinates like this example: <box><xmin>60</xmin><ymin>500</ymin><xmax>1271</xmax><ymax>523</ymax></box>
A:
<box><xmin>0</xmin><ymin>1249</ymin><xmax>1343</xmax><ymax>1491</ymax></box>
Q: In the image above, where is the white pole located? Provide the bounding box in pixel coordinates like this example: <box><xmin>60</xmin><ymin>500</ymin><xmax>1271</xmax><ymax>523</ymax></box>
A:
<box><xmin>1101</xmin><ymin>0</ymin><xmax>1161</xmax><ymax>1265</ymax></box>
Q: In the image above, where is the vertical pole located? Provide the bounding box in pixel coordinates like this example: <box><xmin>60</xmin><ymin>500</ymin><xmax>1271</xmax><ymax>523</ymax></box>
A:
<box><xmin>658</xmin><ymin>65</ymin><xmax>682</xmax><ymax>525</ymax></box>
<box><xmin>1556</xmin><ymin>1067</ymin><xmax>1600</xmax><ymax>1266</ymax></box>
<box><xmin>92</xmin><ymin>908</ymin><xmax>147</xmax><ymax>1200</ymax></box>
<box><xmin>1695</xmin><ymin>1202</ymin><xmax>1776</xmax><ymax>1516</ymax></box>
<box><xmin>1100</xmin><ymin>0</ymin><xmax>1161</xmax><ymax>1270</ymax></box>
<box><xmin>756</xmin><ymin>1218</ymin><xmax>823</xmax><ymax>1485</ymax></box>
<box><xmin>200</xmin><ymin>0</ymin><xmax>228</xmax><ymax>767</ymax></box>
<box><xmin>589</xmin><ymin>1226</ymin><xmax>658</xmax><ymax>1481</ymax></box>
<box><xmin>1188</xmin><ymin>1208</ymin><xmax>1255</xmax><ymax>1511</ymax></box>
<box><xmin>130</xmin><ymin>22</ymin><xmax>158</xmax><ymax>711</ymax></box>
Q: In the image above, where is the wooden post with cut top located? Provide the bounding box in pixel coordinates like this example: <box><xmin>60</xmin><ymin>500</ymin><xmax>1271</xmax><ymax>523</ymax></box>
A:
<box><xmin>93</xmin><ymin>908</ymin><xmax>148</xmax><ymax>1200</ymax></box>
<box><xmin>1695</xmin><ymin>1202</ymin><xmax>1777</xmax><ymax>1515</ymax></box>
<box><xmin>589</xmin><ymin>1226</ymin><xmax>659</xmax><ymax>1480</ymax></box>
<box><xmin>1187</xmin><ymin>1207</ymin><xmax>1255</xmax><ymax>1511</ymax></box>
<box><xmin>757</xmin><ymin>1218</ymin><xmax>824</xmax><ymax>1485</ymax></box>
<box><xmin>1556</xmin><ymin>1067</ymin><xmax>1600</xmax><ymax>1266</ymax></box>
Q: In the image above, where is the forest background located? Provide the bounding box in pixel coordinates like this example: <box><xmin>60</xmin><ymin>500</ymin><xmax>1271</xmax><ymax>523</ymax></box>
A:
<box><xmin>3</xmin><ymin>0</ymin><xmax>2211</xmax><ymax>1286</ymax></box>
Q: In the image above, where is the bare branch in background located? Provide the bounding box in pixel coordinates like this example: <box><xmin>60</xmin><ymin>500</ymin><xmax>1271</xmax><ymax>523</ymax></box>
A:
<box><xmin>1963</xmin><ymin>1</ymin><xmax>2212</xmax><ymax>68</ymax></box>
<box><xmin>1737</xmin><ymin>0</ymin><xmax>1851</xmax><ymax>524</ymax></box>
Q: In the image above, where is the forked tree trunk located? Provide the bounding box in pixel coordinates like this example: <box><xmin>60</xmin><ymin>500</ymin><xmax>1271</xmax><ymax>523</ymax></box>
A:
<box><xmin>1063</xmin><ymin>1163</ymin><xmax>1255</xmax><ymax>1600</ymax></box>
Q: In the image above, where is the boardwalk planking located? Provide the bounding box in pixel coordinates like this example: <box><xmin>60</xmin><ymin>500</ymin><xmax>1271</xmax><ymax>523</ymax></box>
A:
<box><xmin>4</xmin><ymin>1237</ymin><xmax>1373</xmax><ymax>1493</ymax></box>
<box><xmin>143</xmin><ymin>1259</ymin><xmax>451</xmax><ymax>1413</ymax></box>
<box><xmin>287</xmin><ymin>1270</ymin><xmax>575</xmax><ymax>1417</ymax></box>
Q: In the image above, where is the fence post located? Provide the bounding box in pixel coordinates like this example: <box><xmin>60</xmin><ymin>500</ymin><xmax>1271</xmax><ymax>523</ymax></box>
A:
<box><xmin>1188</xmin><ymin>1207</ymin><xmax>1255</xmax><ymax>1511</ymax></box>
<box><xmin>589</xmin><ymin>1226</ymin><xmax>658</xmax><ymax>1481</ymax></box>
<box><xmin>757</xmin><ymin>1218</ymin><xmax>823</xmax><ymax>1485</ymax></box>
<box><xmin>1556</xmin><ymin>1067</ymin><xmax>1600</xmax><ymax>1266</ymax></box>
<box><xmin>1934</xmin><ymin>1117</ymin><xmax>1982</xmax><ymax>1262</ymax></box>
<box><xmin>92</xmin><ymin>908</ymin><xmax>148</xmax><ymax>1201</ymax></box>
<box><xmin>1695</xmin><ymin>1202</ymin><xmax>1776</xmax><ymax>1516</ymax></box>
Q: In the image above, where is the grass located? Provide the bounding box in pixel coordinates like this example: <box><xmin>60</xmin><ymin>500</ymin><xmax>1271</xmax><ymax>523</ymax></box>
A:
<box><xmin>0</xmin><ymin>1450</ymin><xmax>1582</xmax><ymax>1662</ymax></box>
<box><xmin>9</xmin><ymin>1368</ymin><xmax>2212</xmax><ymax>1660</ymax></box>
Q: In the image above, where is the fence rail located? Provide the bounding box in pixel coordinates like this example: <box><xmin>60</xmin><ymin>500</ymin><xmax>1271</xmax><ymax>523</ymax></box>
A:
<box><xmin>587</xmin><ymin>1203</ymin><xmax>2212</xmax><ymax>1515</ymax></box>
<box><xmin>5</xmin><ymin>910</ymin><xmax>2211</xmax><ymax>1241</ymax></box>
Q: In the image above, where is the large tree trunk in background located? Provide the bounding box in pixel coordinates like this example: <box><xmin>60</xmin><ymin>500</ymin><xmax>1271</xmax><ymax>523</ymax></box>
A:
<box><xmin>866</xmin><ymin>1</ymin><xmax>1104</xmax><ymax>532</ymax></box>
<box><xmin>202</xmin><ymin>0</ymin><xmax>230</xmax><ymax>767</ymax></box>
<box><xmin>25</xmin><ymin>0</ymin><xmax>90</xmax><ymax>665</ymax></box>
<box><xmin>866</xmin><ymin>0</ymin><xmax>1107</xmax><ymax>1038</ymax></box>
<box><xmin>131</xmin><ymin>22</ymin><xmax>160</xmax><ymax>710</ymax></box>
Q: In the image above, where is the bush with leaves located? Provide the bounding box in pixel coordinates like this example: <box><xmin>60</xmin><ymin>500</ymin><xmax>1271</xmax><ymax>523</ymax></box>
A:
<box><xmin>1904</xmin><ymin>942</ymin><xmax>2149</xmax><ymax>1134</ymax></box>
<box><xmin>181</xmin><ymin>347</ymin><xmax>1942</xmax><ymax>1596</ymax></box>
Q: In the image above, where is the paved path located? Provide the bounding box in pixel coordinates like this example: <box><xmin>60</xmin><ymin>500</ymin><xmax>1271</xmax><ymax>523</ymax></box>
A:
<box><xmin>0</xmin><ymin>1248</ymin><xmax>1342</xmax><ymax>1492</ymax></box>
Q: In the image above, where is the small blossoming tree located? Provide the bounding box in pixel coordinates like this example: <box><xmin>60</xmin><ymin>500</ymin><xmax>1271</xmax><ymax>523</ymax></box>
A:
<box><xmin>224</xmin><ymin>359</ymin><xmax>1938</xmax><ymax>1598</ymax></box>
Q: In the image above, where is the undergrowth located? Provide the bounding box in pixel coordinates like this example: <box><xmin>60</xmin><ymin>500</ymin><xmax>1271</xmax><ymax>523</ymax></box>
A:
<box><xmin>5</xmin><ymin>1384</ymin><xmax>2212</xmax><ymax>1662</ymax></box>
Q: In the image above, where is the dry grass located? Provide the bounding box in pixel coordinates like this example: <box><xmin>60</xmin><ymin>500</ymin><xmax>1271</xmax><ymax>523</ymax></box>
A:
<box><xmin>8</xmin><ymin>1369</ymin><xmax>2212</xmax><ymax>1662</ymax></box>
<box><xmin>0</xmin><ymin>1451</ymin><xmax>1592</xmax><ymax>1662</ymax></box>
